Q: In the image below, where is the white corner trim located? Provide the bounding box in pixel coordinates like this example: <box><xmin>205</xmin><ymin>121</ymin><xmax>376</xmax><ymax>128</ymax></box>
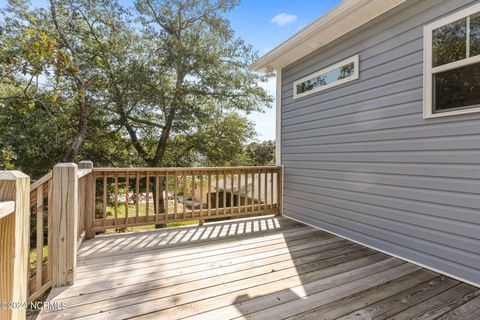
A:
<box><xmin>423</xmin><ymin>2</ymin><xmax>480</xmax><ymax>119</ymax></box>
<box><xmin>293</xmin><ymin>55</ymin><xmax>359</xmax><ymax>100</ymax></box>
<box><xmin>275</xmin><ymin>69</ymin><xmax>282</xmax><ymax>165</ymax></box>
<box><xmin>285</xmin><ymin>214</ymin><xmax>480</xmax><ymax>288</ymax></box>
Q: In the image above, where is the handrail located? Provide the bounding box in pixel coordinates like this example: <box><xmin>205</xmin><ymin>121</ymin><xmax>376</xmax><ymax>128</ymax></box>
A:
<box><xmin>90</xmin><ymin>166</ymin><xmax>283</xmax><ymax>232</ymax></box>
<box><xmin>30</xmin><ymin>172</ymin><xmax>52</xmax><ymax>191</ymax></box>
<box><xmin>0</xmin><ymin>201</ymin><xmax>15</xmax><ymax>219</ymax></box>
<box><xmin>94</xmin><ymin>165</ymin><xmax>279</xmax><ymax>173</ymax></box>
<box><xmin>77</xmin><ymin>168</ymin><xmax>92</xmax><ymax>179</ymax></box>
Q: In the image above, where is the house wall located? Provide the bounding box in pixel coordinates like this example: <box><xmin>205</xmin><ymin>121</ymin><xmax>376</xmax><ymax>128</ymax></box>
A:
<box><xmin>281</xmin><ymin>0</ymin><xmax>480</xmax><ymax>286</ymax></box>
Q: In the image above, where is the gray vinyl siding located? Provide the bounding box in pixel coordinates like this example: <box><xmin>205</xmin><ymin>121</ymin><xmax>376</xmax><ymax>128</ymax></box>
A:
<box><xmin>281</xmin><ymin>0</ymin><xmax>480</xmax><ymax>286</ymax></box>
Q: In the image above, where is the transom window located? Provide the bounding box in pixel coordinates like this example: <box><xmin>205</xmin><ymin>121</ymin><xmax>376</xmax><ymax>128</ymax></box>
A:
<box><xmin>424</xmin><ymin>3</ymin><xmax>480</xmax><ymax>118</ymax></box>
<box><xmin>293</xmin><ymin>55</ymin><xmax>359</xmax><ymax>99</ymax></box>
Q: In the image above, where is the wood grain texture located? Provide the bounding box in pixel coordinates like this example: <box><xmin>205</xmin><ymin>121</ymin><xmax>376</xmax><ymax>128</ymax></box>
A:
<box><xmin>50</xmin><ymin>164</ymin><xmax>78</xmax><ymax>287</ymax></box>
<box><xmin>0</xmin><ymin>201</ymin><xmax>15</xmax><ymax>219</ymax></box>
<box><xmin>435</xmin><ymin>295</ymin><xmax>480</xmax><ymax>320</ymax></box>
<box><xmin>0</xmin><ymin>171</ymin><xmax>30</xmax><ymax>320</ymax></box>
<box><xmin>79</xmin><ymin>161</ymin><xmax>95</xmax><ymax>240</ymax></box>
<box><xmin>37</xmin><ymin>215</ymin><xmax>480</xmax><ymax>320</ymax></box>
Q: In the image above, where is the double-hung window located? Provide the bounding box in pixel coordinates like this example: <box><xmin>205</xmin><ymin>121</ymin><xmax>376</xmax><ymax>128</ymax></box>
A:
<box><xmin>424</xmin><ymin>3</ymin><xmax>480</xmax><ymax>118</ymax></box>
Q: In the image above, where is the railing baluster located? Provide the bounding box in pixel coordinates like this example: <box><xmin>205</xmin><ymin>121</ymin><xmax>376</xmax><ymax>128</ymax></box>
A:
<box><xmin>270</xmin><ymin>171</ymin><xmax>274</xmax><ymax>210</ymax></box>
<box><xmin>244</xmin><ymin>171</ymin><xmax>248</xmax><ymax>213</ymax></box>
<box><xmin>103</xmin><ymin>172</ymin><xmax>107</xmax><ymax>227</ymax></box>
<box><xmin>190</xmin><ymin>171</ymin><xmax>195</xmax><ymax>218</ymax></box>
<box><xmin>251</xmin><ymin>172</ymin><xmax>255</xmax><ymax>213</ymax></box>
<box><xmin>114</xmin><ymin>173</ymin><xmax>118</xmax><ymax>225</ymax></box>
<box><xmin>125</xmin><ymin>173</ymin><xmax>129</xmax><ymax>224</ymax></box>
<box><xmin>174</xmin><ymin>172</ymin><xmax>178</xmax><ymax>220</ymax></box>
<box><xmin>146</xmin><ymin>172</ymin><xmax>150</xmax><ymax>218</ymax></box>
<box><xmin>207</xmin><ymin>172</ymin><xmax>211</xmax><ymax>217</ymax></box>
<box><xmin>223</xmin><ymin>171</ymin><xmax>227</xmax><ymax>215</ymax></box>
<box><xmin>155</xmin><ymin>173</ymin><xmax>159</xmax><ymax>224</ymax></box>
<box><xmin>182</xmin><ymin>172</ymin><xmax>186</xmax><ymax>219</ymax></box>
<box><xmin>257</xmin><ymin>170</ymin><xmax>261</xmax><ymax>212</ymax></box>
<box><xmin>215</xmin><ymin>172</ymin><xmax>219</xmax><ymax>216</ymax></box>
<box><xmin>264</xmin><ymin>169</ymin><xmax>268</xmax><ymax>211</ymax></box>
<box><xmin>199</xmin><ymin>173</ymin><xmax>203</xmax><ymax>223</ymax></box>
<box><xmin>36</xmin><ymin>186</ymin><xmax>44</xmax><ymax>292</ymax></box>
<box><xmin>237</xmin><ymin>170</ymin><xmax>241</xmax><ymax>214</ymax></box>
<box><xmin>165</xmin><ymin>172</ymin><xmax>169</xmax><ymax>223</ymax></box>
<box><xmin>135</xmin><ymin>172</ymin><xmax>140</xmax><ymax>223</ymax></box>
<box><xmin>230</xmin><ymin>171</ymin><xmax>234</xmax><ymax>215</ymax></box>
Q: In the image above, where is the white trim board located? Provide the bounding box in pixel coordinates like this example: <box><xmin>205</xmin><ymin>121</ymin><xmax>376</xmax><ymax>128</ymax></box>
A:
<box><xmin>250</xmin><ymin>0</ymin><xmax>406</xmax><ymax>72</ymax></box>
<box><xmin>423</xmin><ymin>2</ymin><xmax>480</xmax><ymax>119</ymax></box>
<box><xmin>275</xmin><ymin>69</ymin><xmax>282</xmax><ymax>165</ymax></box>
<box><xmin>292</xmin><ymin>55</ymin><xmax>359</xmax><ymax>100</ymax></box>
<box><xmin>285</xmin><ymin>214</ymin><xmax>480</xmax><ymax>289</ymax></box>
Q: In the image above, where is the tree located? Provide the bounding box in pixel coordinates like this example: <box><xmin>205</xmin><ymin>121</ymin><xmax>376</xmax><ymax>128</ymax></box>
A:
<box><xmin>1</xmin><ymin>0</ymin><xmax>272</xmax><ymax>177</ymax></box>
<box><xmin>1</xmin><ymin>0</ymin><xmax>120</xmax><ymax>163</ymax></box>
<box><xmin>244</xmin><ymin>140</ymin><xmax>275</xmax><ymax>166</ymax></box>
<box><xmin>179</xmin><ymin>111</ymin><xmax>255</xmax><ymax>167</ymax></box>
<box><xmin>112</xmin><ymin>0</ymin><xmax>272</xmax><ymax>167</ymax></box>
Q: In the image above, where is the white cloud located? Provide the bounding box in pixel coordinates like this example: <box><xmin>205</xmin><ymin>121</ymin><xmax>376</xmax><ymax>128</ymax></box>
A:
<box><xmin>271</xmin><ymin>13</ymin><xmax>298</xmax><ymax>26</ymax></box>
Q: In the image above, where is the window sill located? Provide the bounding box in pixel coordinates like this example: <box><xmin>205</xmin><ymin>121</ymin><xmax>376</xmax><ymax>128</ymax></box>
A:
<box><xmin>423</xmin><ymin>105</ymin><xmax>480</xmax><ymax>119</ymax></box>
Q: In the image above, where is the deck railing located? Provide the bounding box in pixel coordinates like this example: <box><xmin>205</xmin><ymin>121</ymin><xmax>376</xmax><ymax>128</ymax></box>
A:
<box><xmin>28</xmin><ymin>171</ymin><xmax>52</xmax><ymax>301</ymax></box>
<box><xmin>16</xmin><ymin>163</ymin><xmax>283</xmax><ymax>312</ymax></box>
<box><xmin>26</xmin><ymin>161</ymin><xmax>95</xmax><ymax>302</ymax></box>
<box><xmin>92</xmin><ymin>166</ymin><xmax>283</xmax><ymax>231</ymax></box>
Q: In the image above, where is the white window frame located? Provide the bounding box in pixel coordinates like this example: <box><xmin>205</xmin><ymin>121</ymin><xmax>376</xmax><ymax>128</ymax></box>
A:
<box><xmin>423</xmin><ymin>2</ymin><xmax>480</xmax><ymax>119</ymax></box>
<box><xmin>293</xmin><ymin>55</ymin><xmax>359</xmax><ymax>99</ymax></box>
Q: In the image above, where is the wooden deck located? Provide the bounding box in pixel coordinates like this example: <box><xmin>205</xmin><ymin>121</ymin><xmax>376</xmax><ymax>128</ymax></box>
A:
<box><xmin>39</xmin><ymin>215</ymin><xmax>480</xmax><ymax>320</ymax></box>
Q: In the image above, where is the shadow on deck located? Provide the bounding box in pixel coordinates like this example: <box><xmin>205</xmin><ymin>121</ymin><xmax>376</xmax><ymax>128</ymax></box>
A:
<box><xmin>39</xmin><ymin>215</ymin><xmax>480</xmax><ymax>320</ymax></box>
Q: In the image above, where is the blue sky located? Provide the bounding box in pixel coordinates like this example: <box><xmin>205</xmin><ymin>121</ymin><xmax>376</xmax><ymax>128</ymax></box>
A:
<box><xmin>225</xmin><ymin>0</ymin><xmax>342</xmax><ymax>140</ymax></box>
<box><xmin>28</xmin><ymin>0</ymin><xmax>342</xmax><ymax>140</ymax></box>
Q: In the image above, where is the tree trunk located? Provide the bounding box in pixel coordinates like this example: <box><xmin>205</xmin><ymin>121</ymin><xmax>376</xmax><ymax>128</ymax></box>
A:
<box><xmin>65</xmin><ymin>90</ymin><xmax>88</xmax><ymax>162</ymax></box>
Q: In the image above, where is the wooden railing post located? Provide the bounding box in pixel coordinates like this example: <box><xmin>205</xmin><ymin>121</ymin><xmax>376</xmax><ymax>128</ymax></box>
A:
<box><xmin>51</xmin><ymin>163</ymin><xmax>78</xmax><ymax>287</ymax></box>
<box><xmin>0</xmin><ymin>171</ymin><xmax>30</xmax><ymax>320</ymax></box>
<box><xmin>276</xmin><ymin>166</ymin><xmax>283</xmax><ymax>216</ymax></box>
<box><xmin>79</xmin><ymin>161</ymin><xmax>95</xmax><ymax>240</ymax></box>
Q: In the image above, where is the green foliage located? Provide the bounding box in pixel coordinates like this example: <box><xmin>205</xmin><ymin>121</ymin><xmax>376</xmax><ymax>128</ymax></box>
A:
<box><xmin>244</xmin><ymin>140</ymin><xmax>275</xmax><ymax>166</ymax></box>
<box><xmin>0</xmin><ymin>0</ymin><xmax>273</xmax><ymax>177</ymax></box>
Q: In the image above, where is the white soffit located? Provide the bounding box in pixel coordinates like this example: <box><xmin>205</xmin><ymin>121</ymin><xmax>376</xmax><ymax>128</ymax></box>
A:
<box><xmin>250</xmin><ymin>0</ymin><xmax>407</xmax><ymax>72</ymax></box>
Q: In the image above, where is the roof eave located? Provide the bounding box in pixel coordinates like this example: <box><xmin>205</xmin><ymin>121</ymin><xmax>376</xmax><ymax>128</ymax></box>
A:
<box><xmin>249</xmin><ymin>0</ymin><xmax>407</xmax><ymax>73</ymax></box>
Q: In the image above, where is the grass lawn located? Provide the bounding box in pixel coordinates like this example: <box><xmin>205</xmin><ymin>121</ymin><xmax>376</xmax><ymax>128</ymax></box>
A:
<box><xmin>103</xmin><ymin>202</ymin><xmax>200</xmax><ymax>233</ymax></box>
<box><xmin>29</xmin><ymin>245</ymin><xmax>48</xmax><ymax>275</ymax></box>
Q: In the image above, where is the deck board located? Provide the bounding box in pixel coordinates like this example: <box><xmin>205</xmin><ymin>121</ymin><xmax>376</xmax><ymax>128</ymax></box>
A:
<box><xmin>38</xmin><ymin>215</ymin><xmax>480</xmax><ymax>320</ymax></box>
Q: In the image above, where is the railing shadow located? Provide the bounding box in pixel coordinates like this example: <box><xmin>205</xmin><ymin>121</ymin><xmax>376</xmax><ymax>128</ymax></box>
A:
<box><xmin>77</xmin><ymin>214</ymin><xmax>291</xmax><ymax>260</ymax></box>
<box><xmin>41</xmin><ymin>215</ymin><xmax>399</xmax><ymax>320</ymax></box>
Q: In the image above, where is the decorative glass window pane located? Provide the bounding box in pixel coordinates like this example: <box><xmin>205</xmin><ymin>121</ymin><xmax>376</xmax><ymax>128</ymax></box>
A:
<box><xmin>470</xmin><ymin>13</ymin><xmax>480</xmax><ymax>57</ymax></box>
<box><xmin>432</xmin><ymin>18</ymin><xmax>466</xmax><ymax>67</ymax></box>
<box><xmin>433</xmin><ymin>61</ymin><xmax>480</xmax><ymax>112</ymax></box>
<box><xmin>294</xmin><ymin>55</ymin><xmax>358</xmax><ymax>98</ymax></box>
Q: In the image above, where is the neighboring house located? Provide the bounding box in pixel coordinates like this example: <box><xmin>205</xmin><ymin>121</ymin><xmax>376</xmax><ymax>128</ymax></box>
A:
<box><xmin>251</xmin><ymin>0</ymin><xmax>480</xmax><ymax>287</ymax></box>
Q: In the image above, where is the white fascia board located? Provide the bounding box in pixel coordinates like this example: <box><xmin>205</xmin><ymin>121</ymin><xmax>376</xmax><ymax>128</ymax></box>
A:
<box><xmin>250</xmin><ymin>0</ymin><xmax>406</xmax><ymax>73</ymax></box>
